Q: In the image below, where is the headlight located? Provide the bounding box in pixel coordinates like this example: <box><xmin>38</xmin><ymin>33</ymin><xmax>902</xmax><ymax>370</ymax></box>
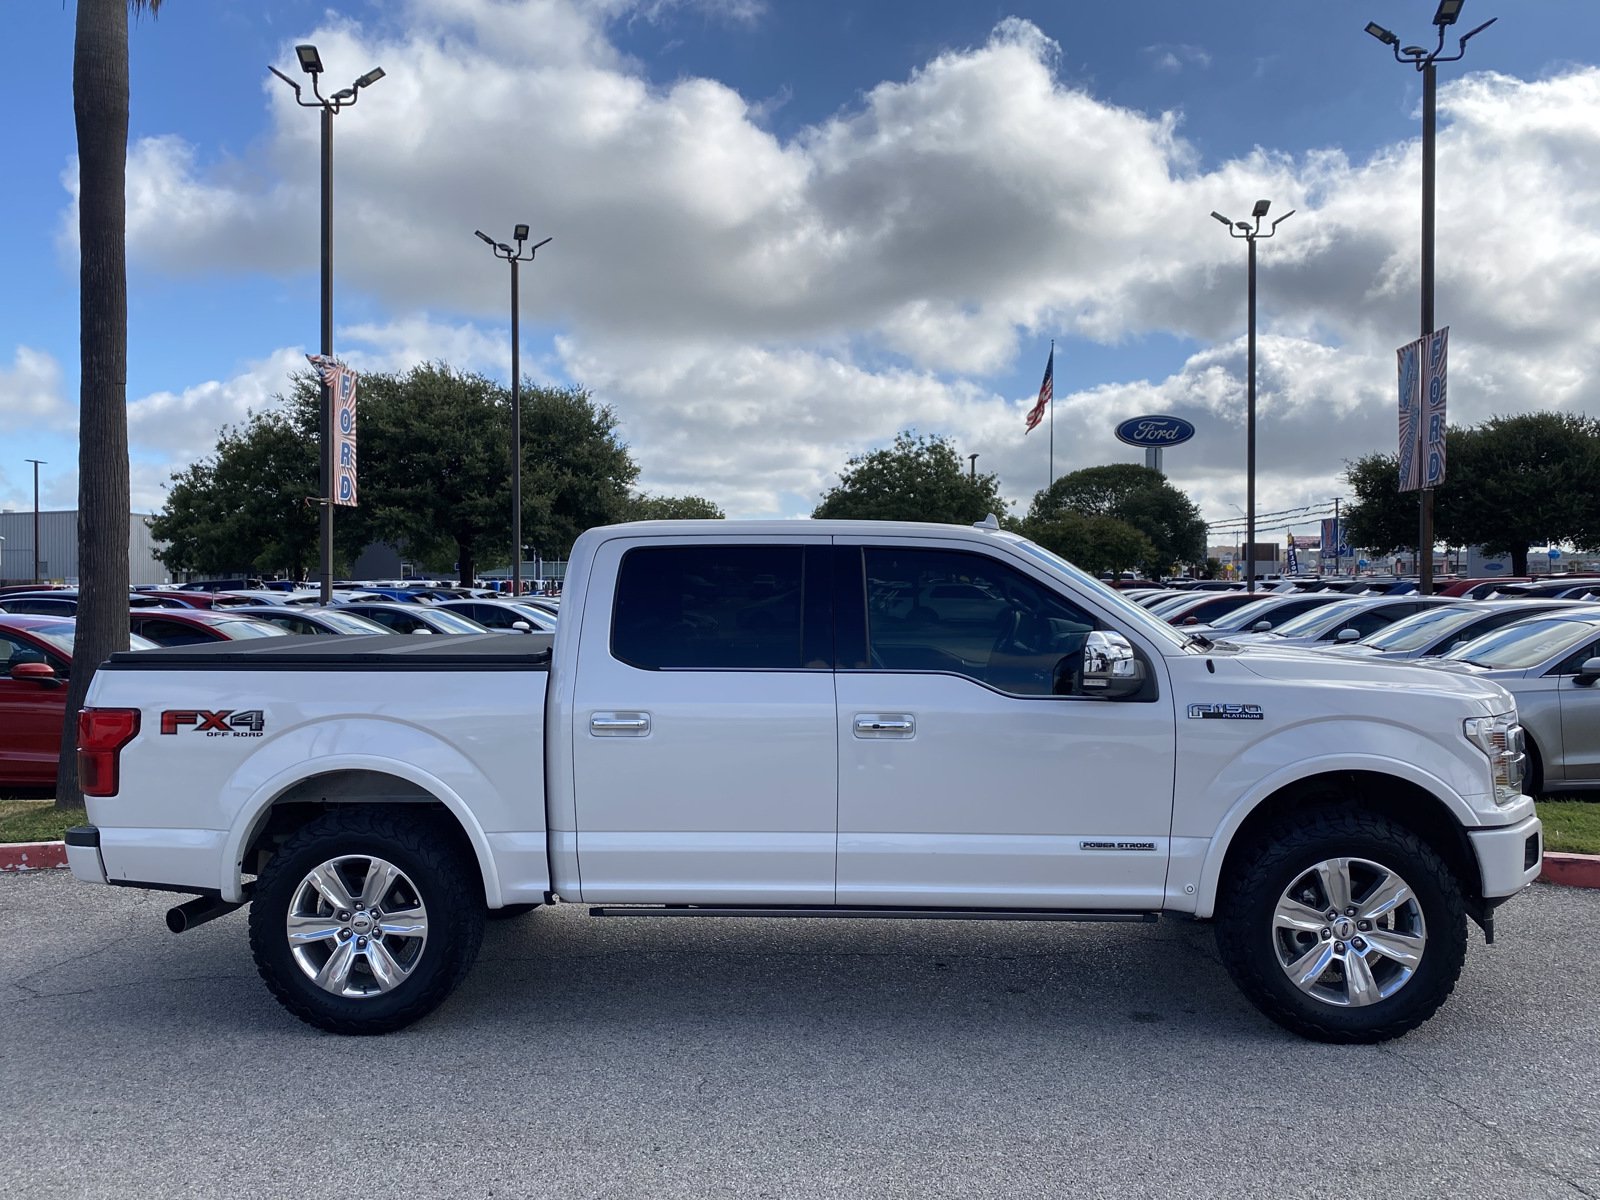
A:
<box><xmin>1464</xmin><ymin>713</ymin><xmax>1525</xmax><ymax>806</ymax></box>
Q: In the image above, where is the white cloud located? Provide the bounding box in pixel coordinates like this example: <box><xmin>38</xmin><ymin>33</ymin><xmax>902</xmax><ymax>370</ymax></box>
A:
<box><xmin>0</xmin><ymin>346</ymin><xmax>72</xmax><ymax>432</ymax></box>
<box><xmin>60</xmin><ymin>2</ymin><xmax>1600</xmax><ymax>530</ymax></box>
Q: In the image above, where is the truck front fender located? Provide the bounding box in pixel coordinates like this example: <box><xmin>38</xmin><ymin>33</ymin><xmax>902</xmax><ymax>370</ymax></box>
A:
<box><xmin>1184</xmin><ymin>741</ymin><xmax>1485</xmax><ymax>921</ymax></box>
<box><xmin>216</xmin><ymin>720</ymin><xmax>503</xmax><ymax>906</ymax></box>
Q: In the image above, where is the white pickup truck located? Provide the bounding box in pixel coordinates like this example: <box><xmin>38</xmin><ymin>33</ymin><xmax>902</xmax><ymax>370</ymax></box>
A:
<box><xmin>66</xmin><ymin>519</ymin><xmax>1542</xmax><ymax>1042</ymax></box>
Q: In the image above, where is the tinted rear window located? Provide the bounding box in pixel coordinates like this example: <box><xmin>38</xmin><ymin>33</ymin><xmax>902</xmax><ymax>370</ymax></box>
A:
<box><xmin>612</xmin><ymin>545</ymin><xmax>806</xmax><ymax>669</ymax></box>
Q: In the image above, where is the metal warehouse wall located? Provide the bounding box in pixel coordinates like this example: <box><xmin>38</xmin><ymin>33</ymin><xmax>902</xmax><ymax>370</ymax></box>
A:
<box><xmin>0</xmin><ymin>510</ymin><xmax>170</xmax><ymax>586</ymax></box>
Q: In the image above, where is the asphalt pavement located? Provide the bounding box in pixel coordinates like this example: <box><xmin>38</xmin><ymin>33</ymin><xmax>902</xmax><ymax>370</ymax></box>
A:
<box><xmin>2</xmin><ymin>872</ymin><xmax>1597</xmax><ymax>1200</ymax></box>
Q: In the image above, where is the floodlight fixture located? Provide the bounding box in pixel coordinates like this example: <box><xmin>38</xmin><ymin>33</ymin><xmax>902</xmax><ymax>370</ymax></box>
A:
<box><xmin>1211</xmin><ymin>211</ymin><xmax>1233</xmax><ymax>227</ymax></box>
<box><xmin>332</xmin><ymin>87</ymin><xmax>356</xmax><ymax>102</ymax></box>
<box><xmin>1365</xmin><ymin>21</ymin><xmax>1399</xmax><ymax>45</ymax></box>
<box><xmin>514</xmin><ymin>224</ymin><xmax>530</xmax><ymax>242</ymax></box>
<box><xmin>1271</xmin><ymin>210</ymin><xmax>1296</xmax><ymax>231</ymax></box>
<box><xmin>356</xmin><ymin>67</ymin><xmax>386</xmax><ymax>89</ymax></box>
<box><xmin>1235</xmin><ymin>221</ymin><xmax>1250</xmax><ymax>231</ymax></box>
<box><xmin>475</xmin><ymin>230</ymin><xmax>495</xmax><ymax>246</ymax></box>
<box><xmin>295</xmin><ymin>44</ymin><xmax>324</xmax><ymax>74</ymax></box>
<box><xmin>1251</xmin><ymin>199</ymin><xmax>1271</xmax><ymax>219</ymax></box>
<box><xmin>1434</xmin><ymin>0</ymin><xmax>1465</xmax><ymax>26</ymax></box>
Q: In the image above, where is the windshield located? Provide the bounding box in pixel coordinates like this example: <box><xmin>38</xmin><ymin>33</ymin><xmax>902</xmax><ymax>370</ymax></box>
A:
<box><xmin>28</xmin><ymin>623</ymin><xmax>159</xmax><ymax>656</ymax></box>
<box><xmin>316</xmin><ymin>611</ymin><xmax>391</xmax><ymax>634</ymax></box>
<box><xmin>1270</xmin><ymin>597</ymin><xmax>1371</xmax><ymax>637</ymax></box>
<box><xmin>1000</xmin><ymin>534</ymin><xmax>1188</xmax><ymax>649</ymax></box>
<box><xmin>426</xmin><ymin>608</ymin><xmax>495</xmax><ymax>633</ymax></box>
<box><xmin>1360</xmin><ymin>605</ymin><xmax>1480</xmax><ymax>652</ymax></box>
<box><xmin>506</xmin><ymin>604</ymin><xmax>558</xmax><ymax>629</ymax></box>
<box><xmin>1441</xmin><ymin>617</ymin><xmax>1595</xmax><ymax>670</ymax></box>
<box><xmin>217</xmin><ymin>619</ymin><xmax>289</xmax><ymax>639</ymax></box>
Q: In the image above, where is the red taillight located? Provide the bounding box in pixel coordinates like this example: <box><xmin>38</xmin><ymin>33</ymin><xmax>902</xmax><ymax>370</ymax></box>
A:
<box><xmin>77</xmin><ymin>708</ymin><xmax>141</xmax><ymax>797</ymax></box>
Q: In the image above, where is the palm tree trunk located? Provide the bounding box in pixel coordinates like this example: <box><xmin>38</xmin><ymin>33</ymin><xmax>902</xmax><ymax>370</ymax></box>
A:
<box><xmin>57</xmin><ymin>0</ymin><xmax>134</xmax><ymax>808</ymax></box>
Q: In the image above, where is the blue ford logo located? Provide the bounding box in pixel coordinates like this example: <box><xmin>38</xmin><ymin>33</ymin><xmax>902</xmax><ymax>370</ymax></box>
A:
<box><xmin>1115</xmin><ymin>415</ymin><xmax>1195</xmax><ymax>447</ymax></box>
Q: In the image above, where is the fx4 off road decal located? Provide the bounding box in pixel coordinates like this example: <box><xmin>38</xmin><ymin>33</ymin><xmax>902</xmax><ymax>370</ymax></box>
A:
<box><xmin>1187</xmin><ymin>703</ymin><xmax>1263</xmax><ymax>721</ymax></box>
<box><xmin>159</xmin><ymin>709</ymin><xmax>266</xmax><ymax>738</ymax></box>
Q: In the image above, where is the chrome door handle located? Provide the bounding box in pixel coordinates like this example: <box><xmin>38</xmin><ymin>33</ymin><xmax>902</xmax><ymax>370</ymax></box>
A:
<box><xmin>853</xmin><ymin>714</ymin><xmax>914</xmax><ymax>739</ymax></box>
<box><xmin>590</xmin><ymin>711</ymin><xmax>650</xmax><ymax>736</ymax></box>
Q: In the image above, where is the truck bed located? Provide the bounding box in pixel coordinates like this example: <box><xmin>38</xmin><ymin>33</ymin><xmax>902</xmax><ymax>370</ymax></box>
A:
<box><xmin>101</xmin><ymin>631</ymin><xmax>554</xmax><ymax>671</ymax></box>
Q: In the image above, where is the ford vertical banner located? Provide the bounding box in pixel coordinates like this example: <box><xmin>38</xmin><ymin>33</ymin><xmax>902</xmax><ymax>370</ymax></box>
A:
<box><xmin>1396</xmin><ymin>328</ymin><xmax>1448</xmax><ymax>493</ymax></box>
<box><xmin>308</xmin><ymin>355</ymin><xmax>360</xmax><ymax>506</ymax></box>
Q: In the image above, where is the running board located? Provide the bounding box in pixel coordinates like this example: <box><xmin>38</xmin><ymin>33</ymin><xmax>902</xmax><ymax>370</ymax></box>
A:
<box><xmin>588</xmin><ymin>905</ymin><xmax>1158</xmax><ymax>923</ymax></box>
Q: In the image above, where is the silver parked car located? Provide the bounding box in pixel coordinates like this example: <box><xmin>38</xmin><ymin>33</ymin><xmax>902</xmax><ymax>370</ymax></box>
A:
<box><xmin>1224</xmin><ymin>596</ymin><xmax>1461</xmax><ymax>649</ymax></box>
<box><xmin>1422</xmin><ymin>613</ymin><xmax>1600</xmax><ymax>794</ymax></box>
<box><xmin>221</xmin><ymin>606</ymin><xmax>393</xmax><ymax>636</ymax></box>
<box><xmin>1328</xmin><ymin>599</ymin><xmax>1599</xmax><ymax>661</ymax></box>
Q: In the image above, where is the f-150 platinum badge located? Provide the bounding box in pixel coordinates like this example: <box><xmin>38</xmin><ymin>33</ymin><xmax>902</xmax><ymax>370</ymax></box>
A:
<box><xmin>1187</xmin><ymin>703</ymin><xmax>1264</xmax><ymax>720</ymax></box>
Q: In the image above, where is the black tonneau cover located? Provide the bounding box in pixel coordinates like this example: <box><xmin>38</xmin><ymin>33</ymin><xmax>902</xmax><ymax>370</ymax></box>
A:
<box><xmin>102</xmin><ymin>632</ymin><xmax>553</xmax><ymax>672</ymax></box>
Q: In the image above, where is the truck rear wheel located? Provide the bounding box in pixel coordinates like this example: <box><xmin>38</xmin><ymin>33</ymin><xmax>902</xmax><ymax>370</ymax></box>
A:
<box><xmin>1215</xmin><ymin>808</ymin><xmax>1467</xmax><ymax>1043</ymax></box>
<box><xmin>248</xmin><ymin>807</ymin><xmax>485</xmax><ymax>1035</ymax></box>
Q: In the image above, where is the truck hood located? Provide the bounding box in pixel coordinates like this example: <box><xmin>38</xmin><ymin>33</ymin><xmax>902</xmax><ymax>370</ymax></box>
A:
<box><xmin>1226</xmin><ymin>645</ymin><xmax>1515</xmax><ymax>709</ymax></box>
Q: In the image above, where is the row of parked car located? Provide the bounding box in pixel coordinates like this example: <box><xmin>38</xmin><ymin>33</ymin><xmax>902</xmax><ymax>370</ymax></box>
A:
<box><xmin>1121</xmin><ymin>583</ymin><xmax>1600</xmax><ymax>796</ymax></box>
<box><xmin>0</xmin><ymin>588</ymin><xmax>562</xmax><ymax>788</ymax></box>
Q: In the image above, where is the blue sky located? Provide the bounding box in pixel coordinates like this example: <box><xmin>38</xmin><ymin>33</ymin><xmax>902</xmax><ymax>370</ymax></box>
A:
<box><xmin>3</xmin><ymin>0</ymin><xmax>1598</xmax><ymax>547</ymax></box>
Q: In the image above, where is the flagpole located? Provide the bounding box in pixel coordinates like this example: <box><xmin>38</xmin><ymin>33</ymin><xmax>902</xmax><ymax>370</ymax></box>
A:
<box><xmin>1048</xmin><ymin>339</ymin><xmax>1054</xmax><ymax>492</ymax></box>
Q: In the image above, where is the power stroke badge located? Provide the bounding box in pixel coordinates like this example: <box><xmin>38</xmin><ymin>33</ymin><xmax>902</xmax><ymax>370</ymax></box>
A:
<box><xmin>1187</xmin><ymin>703</ymin><xmax>1264</xmax><ymax>721</ymax></box>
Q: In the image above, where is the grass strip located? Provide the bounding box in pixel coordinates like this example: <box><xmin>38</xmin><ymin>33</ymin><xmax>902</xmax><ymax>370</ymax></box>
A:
<box><xmin>0</xmin><ymin>799</ymin><xmax>87</xmax><ymax>844</ymax></box>
<box><xmin>1536</xmin><ymin>799</ymin><xmax>1600</xmax><ymax>857</ymax></box>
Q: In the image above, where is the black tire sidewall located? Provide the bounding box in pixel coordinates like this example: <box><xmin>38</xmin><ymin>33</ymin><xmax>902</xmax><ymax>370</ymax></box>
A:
<box><xmin>249</xmin><ymin>811</ymin><xmax>483</xmax><ymax>1034</ymax></box>
<box><xmin>1219</xmin><ymin>816</ymin><xmax>1466</xmax><ymax>1042</ymax></box>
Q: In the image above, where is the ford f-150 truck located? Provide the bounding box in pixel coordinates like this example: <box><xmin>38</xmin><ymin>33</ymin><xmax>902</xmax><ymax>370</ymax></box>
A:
<box><xmin>65</xmin><ymin>520</ymin><xmax>1542</xmax><ymax>1042</ymax></box>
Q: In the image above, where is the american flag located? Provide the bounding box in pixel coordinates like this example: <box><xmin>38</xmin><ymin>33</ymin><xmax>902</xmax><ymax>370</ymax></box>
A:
<box><xmin>1025</xmin><ymin>345</ymin><xmax>1053</xmax><ymax>433</ymax></box>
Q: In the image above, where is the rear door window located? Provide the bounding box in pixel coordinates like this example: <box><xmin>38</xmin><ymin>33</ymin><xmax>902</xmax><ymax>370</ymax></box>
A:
<box><xmin>612</xmin><ymin>545</ymin><xmax>807</xmax><ymax>669</ymax></box>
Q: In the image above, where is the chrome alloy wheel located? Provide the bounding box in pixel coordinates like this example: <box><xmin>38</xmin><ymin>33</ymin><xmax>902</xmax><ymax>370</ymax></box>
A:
<box><xmin>286</xmin><ymin>855</ymin><xmax>429</xmax><ymax>998</ymax></box>
<box><xmin>1270</xmin><ymin>856</ymin><xmax>1427</xmax><ymax>1008</ymax></box>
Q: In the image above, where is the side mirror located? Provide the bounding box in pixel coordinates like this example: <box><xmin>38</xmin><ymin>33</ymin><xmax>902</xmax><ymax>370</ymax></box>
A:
<box><xmin>511</xmin><ymin>621</ymin><xmax>532</xmax><ymax>632</ymax></box>
<box><xmin>410</xmin><ymin>628</ymin><xmax>434</xmax><ymax>635</ymax></box>
<box><xmin>1078</xmin><ymin>631</ymin><xmax>1145</xmax><ymax>700</ymax></box>
<box><xmin>1335</xmin><ymin>628</ymin><xmax>1361</xmax><ymax>642</ymax></box>
<box><xmin>10</xmin><ymin>661</ymin><xmax>61</xmax><ymax>686</ymax></box>
<box><xmin>1576</xmin><ymin>657</ymin><xmax>1600</xmax><ymax>686</ymax></box>
<box><xmin>1252</xmin><ymin>620</ymin><xmax>1272</xmax><ymax>632</ymax></box>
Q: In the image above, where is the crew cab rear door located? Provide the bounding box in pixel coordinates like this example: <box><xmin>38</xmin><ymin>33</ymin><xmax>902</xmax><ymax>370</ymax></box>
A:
<box><xmin>570</xmin><ymin>537</ymin><xmax>837</xmax><ymax>904</ymax></box>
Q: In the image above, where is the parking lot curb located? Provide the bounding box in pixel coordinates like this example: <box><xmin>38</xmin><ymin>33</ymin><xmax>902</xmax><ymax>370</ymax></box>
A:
<box><xmin>0</xmin><ymin>841</ymin><xmax>69</xmax><ymax>872</ymax></box>
<box><xmin>1540</xmin><ymin>852</ymin><xmax>1600</xmax><ymax>890</ymax></box>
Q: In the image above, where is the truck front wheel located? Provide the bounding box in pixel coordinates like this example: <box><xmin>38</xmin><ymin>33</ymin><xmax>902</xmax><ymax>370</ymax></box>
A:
<box><xmin>1215</xmin><ymin>808</ymin><xmax>1467</xmax><ymax>1043</ymax></box>
<box><xmin>249</xmin><ymin>807</ymin><xmax>485</xmax><ymax>1034</ymax></box>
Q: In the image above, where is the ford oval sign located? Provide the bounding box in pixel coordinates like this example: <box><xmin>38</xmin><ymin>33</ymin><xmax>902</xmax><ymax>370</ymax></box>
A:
<box><xmin>1115</xmin><ymin>415</ymin><xmax>1195</xmax><ymax>448</ymax></box>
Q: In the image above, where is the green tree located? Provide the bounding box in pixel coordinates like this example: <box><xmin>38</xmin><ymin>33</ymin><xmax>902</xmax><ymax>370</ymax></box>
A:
<box><xmin>1442</xmin><ymin>413</ymin><xmax>1600</xmax><ymax>575</ymax></box>
<box><xmin>148</xmin><ymin>398</ymin><xmax>320</xmax><ymax>578</ymax></box>
<box><xmin>1015</xmin><ymin>511</ymin><xmax>1158</xmax><ymax>576</ymax></box>
<box><xmin>625</xmin><ymin>493</ymin><xmax>726</xmax><ymax>520</ymax></box>
<box><xmin>518</xmin><ymin>384</ymin><xmax>638</xmax><ymax>560</ymax></box>
<box><xmin>1028</xmin><ymin>464</ymin><xmax>1206</xmax><ymax>572</ymax></box>
<box><xmin>1344</xmin><ymin>413</ymin><xmax>1600</xmax><ymax>575</ymax></box>
<box><xmin>58</xmin><ymin>0</ymin><xmax>162</xmax><ymax>807</ymax></box>
<box><xmin>152</xmin><ymin>365</ymin><xmax>640</xmax><ymax>586</ymax></box>
<box><xmin>1341</xmin><ymin>451</ymin><xmax>1417</xmax><ymax>558</ymax></box>
<box><xmin>813</xmin><ymin>431</ymin><xmax>1006</xmax><ymax>523</ymax></box>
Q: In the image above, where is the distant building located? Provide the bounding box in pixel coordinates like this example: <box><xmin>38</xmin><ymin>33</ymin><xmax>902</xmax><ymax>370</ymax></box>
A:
<box><xmin>0</xmin><ymin>509</ymin><xmax>169</xmax><ymax>586</ymax></box>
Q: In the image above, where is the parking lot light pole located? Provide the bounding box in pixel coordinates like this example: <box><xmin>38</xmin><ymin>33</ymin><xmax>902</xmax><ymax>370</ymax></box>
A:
<box><xmin>26</xmin><ymin>459</ymin><xmax>45</xmax><ymax>583</ymax></box>
<box><xmin>1365</xmin><ymin>3</ymin><xmax>1496</xmax><ymax>595</ymax></box>
<box><xmin>474</xmin><ymin>226</ymin><xmax>552</xmax><ymax>596</ymax></box>
<box><xmin>270</xmin><ymin>46</ymin><xmax>385</xmax><ymax>603</ymax></box>
<box><xmin>1211</xmin><ymin>201</ymin><xmax>1293</xmax><ymax>593</ymax></box>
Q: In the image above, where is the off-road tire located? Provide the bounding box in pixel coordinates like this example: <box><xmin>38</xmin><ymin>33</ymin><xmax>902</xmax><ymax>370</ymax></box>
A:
<box><xmin>249</xmin><ymin>806</ymin><xmax>485</xmax><ymax>1035</ymax></box>
<box><xmin>1215</xmin><ymin>806</ymin><xmax>1467</xmax><ymax>1044</ymax></box>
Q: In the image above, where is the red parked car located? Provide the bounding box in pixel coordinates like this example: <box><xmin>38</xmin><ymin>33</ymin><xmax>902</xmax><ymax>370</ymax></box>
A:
<box><xmin>126</xmin><ymin>609</ymin><xmax>287</xmax><ymax>646</ymax></box>
<box><xmin>0</xmin><ymin>616</ymin><xmax>158</xmax><ymax>788</ymax></box>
